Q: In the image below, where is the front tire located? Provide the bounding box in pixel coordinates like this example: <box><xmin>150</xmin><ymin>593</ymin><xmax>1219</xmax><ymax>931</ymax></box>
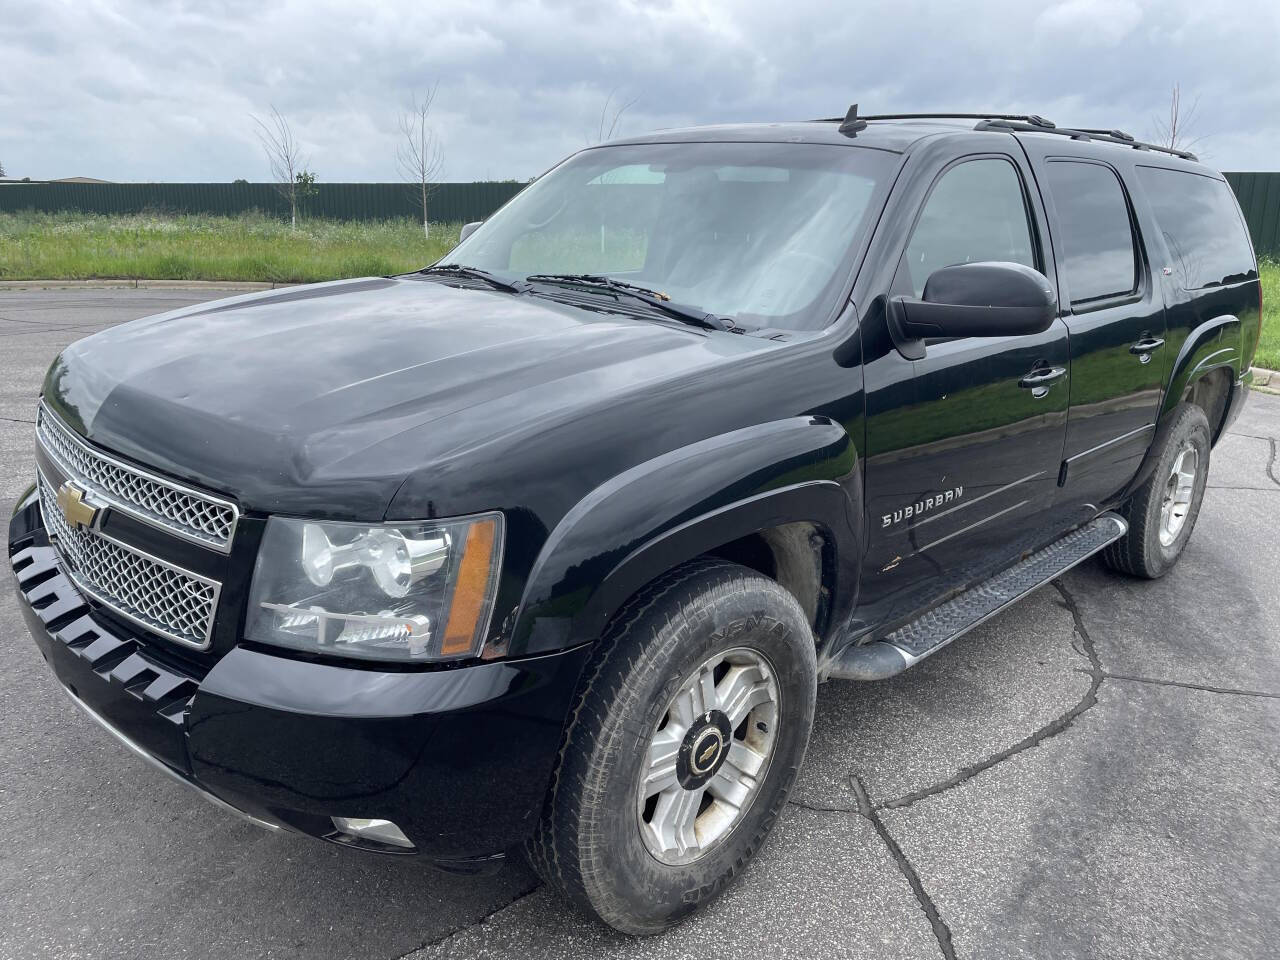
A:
<box><xmin>1102</xmin><ymin>403</ymin><xmax>1211</xmax><ymax>579</ymax></box>
<box><xmin>528</xmin><ymin>559</ymin><xmax>818</xmax><ymax>934</ymax></box>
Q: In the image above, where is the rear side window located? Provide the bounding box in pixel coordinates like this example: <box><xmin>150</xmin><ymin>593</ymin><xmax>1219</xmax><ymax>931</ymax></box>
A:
<box><xmin>1136</xmin><ymin>167</ymin><xmax>1257</xmax><ymax>289</ymax></box>
<box><xmin>901</xmin><ymin>157</ymin><xmax>1036</xmax><ymax>298</ymax></box>
<box><xmin>1045</xmin><ymin>161</ymin><xmax>1139</xmax><ymax>305</ymax></box>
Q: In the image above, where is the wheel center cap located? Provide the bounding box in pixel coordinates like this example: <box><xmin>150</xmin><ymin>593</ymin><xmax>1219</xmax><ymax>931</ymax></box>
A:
<box><xmin>677</xmin><ymin>710</ymin><xmax>733</xmax><ymax>788</ymax></box>
<box><xmin>690</xmin><ymin>729</ymin><xmax>725</xmax><ymax>774</ymax></box>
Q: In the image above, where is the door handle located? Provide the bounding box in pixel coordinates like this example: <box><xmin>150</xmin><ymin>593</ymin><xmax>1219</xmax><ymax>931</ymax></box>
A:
<box><xmin>1129</xmin><ymin>337</ymin><xmax>1165</xmax><ymax>364</ymax></box>
<box><xmin>1019</xmin><ymin>365</ymin><xmax>1067</xmax><ymax>398</ymax></box>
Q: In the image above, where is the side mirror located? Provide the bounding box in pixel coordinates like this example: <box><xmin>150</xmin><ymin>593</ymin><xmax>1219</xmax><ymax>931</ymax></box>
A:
<box><xmin>459</xmin><ymin>221</ymin><xmax>483</xmax><ymax>243</ymax></box>
<box><xmin>894</xmin><ymin>262</ymin><xmax>1057</xmax><ymax>340</ymax></box>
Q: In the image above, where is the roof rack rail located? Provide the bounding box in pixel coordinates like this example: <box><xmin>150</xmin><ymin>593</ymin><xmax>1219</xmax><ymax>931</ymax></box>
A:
<box><xmin>808</xmin><ymin>109</ymin><xmax>1199</xmax><ymax>162</ymax></box>
<box><xmin>867</xmin><ymin>112</ymin><xmax>1057</xmax><ymax>127</ymax></box>
<box><xmin>975</xmin><ymin>118</ymin><xmax>1198</xmax><ymax>162</ymax></box>
<box><xmin>1076</xmin><ymin>128</ymin><xmax>1135</xmax><ymax>142</ymax></box>
<box><xmin>812</xmin><ymin>111</ymin><xmax>1056</xmax><ymax>128</ymax></box>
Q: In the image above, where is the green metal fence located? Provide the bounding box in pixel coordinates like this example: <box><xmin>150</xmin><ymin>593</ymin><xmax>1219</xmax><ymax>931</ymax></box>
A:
<box><xmin>1225</xmin><ymin>173</ymin><xmax>1280</xmax><ymax>259</ymax></box>
<box><xmin>2</xmin><ymin>174</ymin><xmax>1279</xmax><ymax>255</ymax></box>
<box><xmin>0</xmin><ymin>181</ymin><xmax>526</xmax><ymax>223</ymax></box>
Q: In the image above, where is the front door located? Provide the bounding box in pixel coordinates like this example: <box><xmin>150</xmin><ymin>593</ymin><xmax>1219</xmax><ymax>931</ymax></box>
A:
<box><xmin>859</xmin><ymin>151</ymin><xmax>1071</xmax><ymax>630</ymax></box>
<box><xmin>1023</xmin><ymin>147</ymin><xmax>1168</xmax><ymax>509</ymax></box>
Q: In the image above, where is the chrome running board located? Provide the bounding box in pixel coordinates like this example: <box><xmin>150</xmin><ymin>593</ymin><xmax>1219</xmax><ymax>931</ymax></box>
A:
<box><xmin>830</xmin><ymin>513</ymin><xmax>1127</xmax><ymax>681</ymax></box>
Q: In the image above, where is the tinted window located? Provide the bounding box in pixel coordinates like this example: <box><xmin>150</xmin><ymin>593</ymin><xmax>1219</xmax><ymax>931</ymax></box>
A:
<box><xmin>901</xmin><ymin>158</ymin><xmax>1036</xmax><ymax>297</ymax></box>
<box><xmin>1136</xmin><ymin>167</ymin><xmax>1256</xmax><ymax>289</ymax></box>
<box><xmin>1045</xmin><ymin>161</ymin><xmax>1139</xmax><ymax>304</ymax></box>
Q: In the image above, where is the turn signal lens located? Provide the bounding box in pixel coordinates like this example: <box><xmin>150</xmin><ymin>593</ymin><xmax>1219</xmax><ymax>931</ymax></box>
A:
<box><xmin>441</xmin><ymin>517</ymin><xmax>499</xmax><ymax>657</ymax></box>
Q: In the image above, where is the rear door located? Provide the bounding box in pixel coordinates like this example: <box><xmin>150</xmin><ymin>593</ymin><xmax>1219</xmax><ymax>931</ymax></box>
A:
<box><xmin>1021</xmin><ymin>144</ymin><xmax>1168</xmax><ymax>509</ymax></box>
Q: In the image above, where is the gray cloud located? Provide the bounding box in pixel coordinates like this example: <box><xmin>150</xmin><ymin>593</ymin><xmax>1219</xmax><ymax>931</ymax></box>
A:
<box><xmin>2</xmin><ymin>0</ymin><xmax>1277</xmax><ymax>182</ymax></box>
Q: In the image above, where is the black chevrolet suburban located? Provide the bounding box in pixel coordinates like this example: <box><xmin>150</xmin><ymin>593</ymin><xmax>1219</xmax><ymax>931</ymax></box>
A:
<box><xmin>8</xmin><ymin>108</ymin><xmax>1261</xmax><ymax>933</ymax></box>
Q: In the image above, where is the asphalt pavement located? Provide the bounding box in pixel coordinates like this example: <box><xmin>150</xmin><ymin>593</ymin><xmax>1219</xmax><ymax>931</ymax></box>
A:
<box><xmin>1</xmin><ymin>288</ymin><xmax>1276</xmax><ymax>960</ymax></box>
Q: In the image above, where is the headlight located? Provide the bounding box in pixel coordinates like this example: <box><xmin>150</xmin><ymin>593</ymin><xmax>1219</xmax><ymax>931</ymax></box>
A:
<box><xmin>246</xmin><ymin>513</ymin><xmax>504</xmax><ymax>662</ymax></box>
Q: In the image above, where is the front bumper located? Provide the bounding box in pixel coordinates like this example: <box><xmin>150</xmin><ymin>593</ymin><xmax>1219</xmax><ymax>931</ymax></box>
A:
<box><xmin>9</xmin><ymin>500</ymin><xmax>590</xmax><ymax>865</ymax></box>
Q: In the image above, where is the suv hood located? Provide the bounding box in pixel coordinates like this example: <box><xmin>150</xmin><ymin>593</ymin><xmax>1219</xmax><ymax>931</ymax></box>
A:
<box><xmin>44</xmin><ymin>277</ymin><xmax>778</xmax><ymax>519</ymax></box>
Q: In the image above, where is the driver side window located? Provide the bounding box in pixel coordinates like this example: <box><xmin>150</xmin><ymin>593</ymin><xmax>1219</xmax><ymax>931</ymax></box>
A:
<box><xmin>899</xmin><ymin>158</ymin><xmax>1037</xmax><ymax>297</ymax></box>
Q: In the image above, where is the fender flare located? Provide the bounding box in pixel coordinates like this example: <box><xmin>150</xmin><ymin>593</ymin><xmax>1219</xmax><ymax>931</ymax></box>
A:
<box><xmin>1122</xmin><ymin>314</ymin><xmax>1242</xmax><ymax>500</ymax></box>
<box><xmin>1160</xmin><ymin>314</ymin><xmax>1241</xmax><ymax>419</ymax></box>
<box><xmin>510</xmin><ymin>416</ymin><xmax>861</xmax><ymax>656</ymax></box>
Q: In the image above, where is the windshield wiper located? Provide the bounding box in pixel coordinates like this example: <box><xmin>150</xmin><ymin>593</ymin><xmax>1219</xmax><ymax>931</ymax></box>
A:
<box><xmin>524</xmin><ymin>274</ymin><xmax>740</xmax><ymax>333</ymax></box>
<box><xmin>418</xmin><ymin>263</ymin><xmax>527</xmax><ymax>294</ymax></box>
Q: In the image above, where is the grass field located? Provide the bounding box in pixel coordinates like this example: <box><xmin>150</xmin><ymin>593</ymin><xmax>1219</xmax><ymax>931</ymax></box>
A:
<box><xmin>1258</xmin><ymin>259</ymin><xmax>1280</xmax><ymax>370</ymax></box>
<box><xmin>1</xmin><ymin>212</ymin><xmax>1277</xmax><ymax>370</ymax></box>
<box><xmin>0</xmin><ymin>212</ymin><xmax>460</xmax><ymax>283</ymax></box>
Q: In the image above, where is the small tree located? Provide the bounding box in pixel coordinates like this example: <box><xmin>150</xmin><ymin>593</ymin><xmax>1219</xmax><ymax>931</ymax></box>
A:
<box><xmin>397</xmin><ymin>86</ymin><xmax>445</xmax><ymax>238</ymax></box>
<box><xmin>295</xmin><ymin>169</ymin><xmax>318</xmax><ymax>219</ymax></box>
<box><xmin>1152</xmin><ymin>83</ymin><xmax>1206</xmax><ymax>154</ymax></box>
<box><xmin>0</xmin><ymin>159</ymin><xmax>7</xmax><ymax>178</ymax></box>
<box><xmin>253</xmin><ymin>106</ymin><xmax>307</xmax><ymax>228</ymax></box>
<box><xmin>590</xmin><ymin>89</ymin><xmax>637</xmax><ymax>145</ymax></box>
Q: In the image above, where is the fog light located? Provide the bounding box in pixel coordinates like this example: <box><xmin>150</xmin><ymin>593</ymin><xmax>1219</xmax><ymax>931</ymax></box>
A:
<box><xmin>331</xmin><ymin>817</ymin><xmax>415</xmax><ymax>849</ymax></box>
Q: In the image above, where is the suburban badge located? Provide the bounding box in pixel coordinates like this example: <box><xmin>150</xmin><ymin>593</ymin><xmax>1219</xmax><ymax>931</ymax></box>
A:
<box><xmin>882</xmin><ymin>486</ymin><xmax>964</xmax><ymax>528</ymax></box>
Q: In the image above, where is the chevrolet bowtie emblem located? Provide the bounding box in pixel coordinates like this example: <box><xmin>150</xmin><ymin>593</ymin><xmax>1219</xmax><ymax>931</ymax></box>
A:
<box><xmin>56</xmin><ymin>481</ymin><xmax>102</xmax><ymax>530</ymax></box>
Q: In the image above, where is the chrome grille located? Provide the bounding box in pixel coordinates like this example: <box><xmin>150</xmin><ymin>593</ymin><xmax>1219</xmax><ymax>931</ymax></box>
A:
<box><xmin>37</xmin><ymin>472</ymin><xmax>220</xmax><ymax>650</ymax></box>
<box><xmin>37</xmin><ymin>405</ymin><xmax>238</xmax><ymax>552</ymax></box>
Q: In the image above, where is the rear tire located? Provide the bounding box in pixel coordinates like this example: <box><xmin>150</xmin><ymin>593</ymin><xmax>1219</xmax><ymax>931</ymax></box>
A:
<box><xmin>527</xmin><ymin>559</ymin><xmax>817</xmax><ymax>934</ymax></box>
<box><xmin>1102</xmin><ymin>404</ymin><xmax>1211</xmax><ymax>579</ymax></box>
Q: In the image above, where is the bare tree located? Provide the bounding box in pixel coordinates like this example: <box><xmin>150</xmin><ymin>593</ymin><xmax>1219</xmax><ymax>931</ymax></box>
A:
<box><xmin>1151</xmin><ymin>83</ymin><xmax>1206</xmax><ymax>154</ymax></box>
<box><xmin>253</xmin><ymin>105</ymin><xmax>306</xmax><ymax>228</ymax></box>
<box><xmin>590</xmin><ymin>89</ymin><xmax>638</xmax><ymax>145</ymax></box>
<box><xmin>397</xmin><ymin>86</ymin><xmax>445</xmax><ymax>238</ymax></box>
<box><xmin>0</xmin><ymin>159</ymin><xmax>7</xmax><ymax>178</ymax></box>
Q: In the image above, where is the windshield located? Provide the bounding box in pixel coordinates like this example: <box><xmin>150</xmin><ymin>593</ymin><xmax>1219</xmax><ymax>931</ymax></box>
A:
<box><xmin>442</xmin><ymin>141</ymin><xmax>894</xmax><ymax>330</ymax></box>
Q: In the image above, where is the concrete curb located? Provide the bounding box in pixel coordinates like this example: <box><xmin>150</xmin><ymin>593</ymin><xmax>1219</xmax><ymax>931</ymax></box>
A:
<box><xmin>0</xmin><ymin>279</ymin><xmax>296</xmax><ymax>291</ymax></box>
<box><xmin>1249</xmin><ymin>367</ymin><xmax>1280</xmax><ymax>395</ymax></box>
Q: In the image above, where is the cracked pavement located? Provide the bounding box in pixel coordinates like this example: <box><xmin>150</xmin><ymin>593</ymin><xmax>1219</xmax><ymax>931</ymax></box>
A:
<box><xmin>1</xmin><ymin>289</ymin><xmax>1277</xmax><ymax>960</ymax></box>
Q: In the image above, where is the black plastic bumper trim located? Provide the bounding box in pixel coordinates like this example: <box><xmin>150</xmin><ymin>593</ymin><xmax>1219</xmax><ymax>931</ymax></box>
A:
<box><xmin>58</xmin><ymin>680</ymin><xmax>285</xmax><ymax>833</ymax></box>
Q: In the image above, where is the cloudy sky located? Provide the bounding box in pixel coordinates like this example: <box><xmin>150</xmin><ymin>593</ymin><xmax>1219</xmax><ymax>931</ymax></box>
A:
<box><xmin>3</xmin><ymin>0</ymin><xmax>1278</xmax><ymax>183</ymax></box>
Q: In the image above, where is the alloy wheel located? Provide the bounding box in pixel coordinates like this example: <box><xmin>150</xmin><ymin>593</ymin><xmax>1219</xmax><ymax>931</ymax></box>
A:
<box><xmin>1159</xmin><ymin>442</ymin><xmax>1199</xmax><ymax>547</ymax></box>
<box><xmin>636</xmin><ymin>647</ymin><xmax>779</xmax><ymax>865</ymax></box>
